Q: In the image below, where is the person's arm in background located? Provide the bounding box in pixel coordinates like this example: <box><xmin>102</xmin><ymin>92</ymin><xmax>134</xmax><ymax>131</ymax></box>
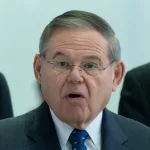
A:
<box><xmin>0</xmin><ymin>73</ymin><xmax>13</xmax><ymax>119</ymax></box>
<box><xmin>118</xmin><ymin>71</ymin><xmax>150</xmax><ymax>126</ymax></box>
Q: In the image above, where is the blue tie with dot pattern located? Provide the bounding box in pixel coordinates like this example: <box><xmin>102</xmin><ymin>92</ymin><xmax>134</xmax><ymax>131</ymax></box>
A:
<box><xmin>69</xmin><ymin>129</ymin><xmax>89</xmax><ymax>150</ymax></box>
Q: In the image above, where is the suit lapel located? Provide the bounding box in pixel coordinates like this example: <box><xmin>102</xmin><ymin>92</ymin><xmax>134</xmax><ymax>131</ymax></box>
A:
<box><xmin>26</xmin><ymin>102</ymin><xmax>61</xmax><ymax>150</ymax></box>
<box><xmin>101</xmin><ymin>108</ymin><xmax>130</xmax><ymax>150</ymax></box>
<box><xmin>25</xmin><ymin>103</ymin><xmax>131</xmax><ymax>150</ymax></box>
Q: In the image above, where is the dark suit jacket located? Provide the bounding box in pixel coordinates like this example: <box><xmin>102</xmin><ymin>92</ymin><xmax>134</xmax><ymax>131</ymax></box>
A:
<box><xmin>0</xmin><ymin>73</ymin><xmax>13</xmax><ymax>119</ymax></box>
<box><xmin>0</xmin><ymin>102</ymin><xmax>150</xmax><ymax>150</ymax></box>
<box><xmin>118</xmin><ymin>63</ymin><xmax>150</xmax><ymax>126</ymax></box>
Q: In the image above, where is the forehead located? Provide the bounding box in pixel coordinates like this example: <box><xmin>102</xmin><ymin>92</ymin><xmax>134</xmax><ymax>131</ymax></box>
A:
<box><xmin>46</xmin><ymin>28</ymin><xmax>108</xmax><ymax>59</ymax></box>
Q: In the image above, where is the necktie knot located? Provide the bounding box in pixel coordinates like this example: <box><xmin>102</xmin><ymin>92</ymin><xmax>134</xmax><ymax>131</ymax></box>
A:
<box><xmin>69</xmin><ymin>129</ymin><xmax>89</xmax><ymax>149</ymax></box>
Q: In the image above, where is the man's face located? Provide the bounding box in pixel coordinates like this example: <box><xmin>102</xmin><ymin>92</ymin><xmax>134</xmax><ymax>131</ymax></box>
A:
<box><xmin>34</xmin><ymin>28</ymin><xmax>124</xmax><ymax>129</ymax></box>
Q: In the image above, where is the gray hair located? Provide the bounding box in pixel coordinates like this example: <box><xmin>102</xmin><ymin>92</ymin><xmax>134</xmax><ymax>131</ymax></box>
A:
<box><xmin>39</xmin><ymin>10</ymin><xmax>121</xmax><ymax>61</ymax></box>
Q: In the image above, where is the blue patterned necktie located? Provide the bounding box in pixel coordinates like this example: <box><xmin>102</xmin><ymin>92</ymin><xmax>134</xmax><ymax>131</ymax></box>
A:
<box><xmin>69</xmin><ymin>129</ymin><xmax>89</xmax><ymax>150</ymax></box>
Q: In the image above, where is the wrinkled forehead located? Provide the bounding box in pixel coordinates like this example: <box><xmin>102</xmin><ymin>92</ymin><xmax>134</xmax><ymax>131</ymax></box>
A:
<box><xmin>45</xmin><ymin>28</ymin><xmax>109</xmax><ymax>61</ymax></box>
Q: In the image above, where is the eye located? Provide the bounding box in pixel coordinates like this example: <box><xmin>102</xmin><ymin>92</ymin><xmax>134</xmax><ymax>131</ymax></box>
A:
<box><xmin>56</xmin><ymin>61</ymin><xmax>71</xmax><ymax>68</ymax></box>
<box><xmin>83</xmin><ymin>63</ymin><xmax>98</xmax><ymax>69</ymax></box>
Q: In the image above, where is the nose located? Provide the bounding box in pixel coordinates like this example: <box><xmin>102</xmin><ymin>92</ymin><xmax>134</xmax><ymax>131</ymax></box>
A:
<box><xmin>67</xmin><ymin>66</ymin><xmax>84</xmax><ymax>84</ymax></box>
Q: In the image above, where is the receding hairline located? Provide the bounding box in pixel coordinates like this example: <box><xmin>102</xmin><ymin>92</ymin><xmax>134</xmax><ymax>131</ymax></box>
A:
<box><xmin>39</xmin><ymin>10</ymin><xmax>121</xmax><ymax>61</ymax></box>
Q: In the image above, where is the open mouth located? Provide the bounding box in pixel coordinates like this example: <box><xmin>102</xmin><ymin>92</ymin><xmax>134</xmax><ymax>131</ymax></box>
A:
<box><xmin>68</xmin><ymin>94</ymin><xmax>82</xmax><ymax>98</ymax></box>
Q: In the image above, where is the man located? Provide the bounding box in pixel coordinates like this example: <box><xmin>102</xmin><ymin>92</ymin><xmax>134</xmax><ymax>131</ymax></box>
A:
<box><xmin>118</xmin><ymin>63</ymin><xmax>150</xmax><ymax>126</ymax></box>
<box><xmin>0</xmin><ymin>10</ymin><xmax>150</xmax><ymax>150</ymax></box>
<box><xmin>0</xmin><ymin>72</ymin><xmax>13</xmax><ymax>119</ymax></box>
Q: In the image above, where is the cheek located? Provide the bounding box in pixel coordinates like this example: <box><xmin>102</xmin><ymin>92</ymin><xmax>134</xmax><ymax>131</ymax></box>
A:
<box><xmin>86</xmin><ymin>76</ymin><xmax>113</xmax><ymax>113</ymax></box>
<box><xmin>41</xmin><ymin>68</ymin><xmax>58</xmax><ymax>91</ymax></box>
<box><xmin>84</xmin><ymin>77</ymin><xmax>106</xmax><ymax>115</ymax></box>
<box><xmin>55</xmin><ymin>74</ymin><xmax>67</xmax><ymax>89</ymax></box>
<box><xmin>85</xmin><ymin>76</ymin><xmax>101</xmax><ymax>95</ymax></box>
<box><xmin>85</xmin><ymin>74</ymin><xmax>113</xmax><ymax>100</ymax></box>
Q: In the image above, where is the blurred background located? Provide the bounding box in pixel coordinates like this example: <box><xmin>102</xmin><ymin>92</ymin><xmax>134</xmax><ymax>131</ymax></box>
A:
<box><xmin>0</xmin><ymin>0</ymin><xmax>149</xmax><ymax>116</ymax></box>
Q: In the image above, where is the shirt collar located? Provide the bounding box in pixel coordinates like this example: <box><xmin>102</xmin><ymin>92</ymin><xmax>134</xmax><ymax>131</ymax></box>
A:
<box><xmin>50</xmin><ymin>108</ymin><xmax>103</xmax><ymax>150</ymax></box>
<box><xmin>50</xmin><ymin>109</ymin><xmax>73</xmax><ymax>149</ymax></box>
<box><xmin>85</xmin><ymin>111</ymin><xmax>103</xmax><ymax>149</ymax></box>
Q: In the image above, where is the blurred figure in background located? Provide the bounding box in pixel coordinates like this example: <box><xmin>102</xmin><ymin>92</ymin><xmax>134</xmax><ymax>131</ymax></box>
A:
<box><xmin>118</xmin><ymin>63</ymin><xmax>150</xmax><ymax>126</ymax></box>
<box><xmin>0</xmin><ymin>72</ymin><xmax>13</xmax><ymax>119</ymax></box>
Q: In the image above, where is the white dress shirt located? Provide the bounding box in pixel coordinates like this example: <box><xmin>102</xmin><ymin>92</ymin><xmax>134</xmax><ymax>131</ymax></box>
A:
<box><xmin>50</xmin><ymin>109</ymin><xmax>103</xmax><ymax>150</ymax></box>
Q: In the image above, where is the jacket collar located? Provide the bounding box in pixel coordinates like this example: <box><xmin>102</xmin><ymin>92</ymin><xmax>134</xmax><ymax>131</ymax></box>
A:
<box><xmin>26</xmin><ymin>102</ymin><xmax>61</xmax><ymax>150</ymax></box>
<box><xmin>101</xmin><ymin>108</ymin><xmax>129</xmax><ymax>150</ymax></box>
<box><xmin>26</xmin><ymin>102</ymin><xmax>129</xmax><ymax>150</ymax></box>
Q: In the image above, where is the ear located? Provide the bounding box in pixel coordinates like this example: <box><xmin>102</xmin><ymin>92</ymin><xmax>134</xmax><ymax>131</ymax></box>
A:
<box><xmin>112</xmin><ymin>60</ymin><xmax>125</xmax><ymax>92</ymax></box>
<box><xmin>33</xmin><ymin>54</ymin><xmax>42</xmax><ymax>84</ymax></box>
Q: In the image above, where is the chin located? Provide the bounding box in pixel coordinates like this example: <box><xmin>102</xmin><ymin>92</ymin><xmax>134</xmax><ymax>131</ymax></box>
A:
<box><xmin>62</xmin><ymin>109</ymin><xmax>90</xmax><ymax>127</ymax></box>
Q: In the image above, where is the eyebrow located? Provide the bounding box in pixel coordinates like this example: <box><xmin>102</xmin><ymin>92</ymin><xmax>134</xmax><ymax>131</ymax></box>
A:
<box><xmin>83</xmin><ymin>55</ymin><xmax>102</xmax><ymax>63</ymax></box>
<box><xmin>52</xmin><ymin>51</ymin><xmax>101</xmax><ymax>63</ymax></box>
<box><xmin>52</xmin><ymin>51</ymin><xmax>69</xmax><ymax>59</ymax></box>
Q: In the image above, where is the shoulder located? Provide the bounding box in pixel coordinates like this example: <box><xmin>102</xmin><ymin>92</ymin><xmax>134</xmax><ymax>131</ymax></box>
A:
<box><xmin>0</xmin><ymin>72</ymin><xmax>6</xmax><ymax>84</ymax></box>
<box><xmin>0</xmin><ymin>107</ymin><xmax>38</xmax><ymax>149</ymax></box>
<box><xmin>0</xmin><ymin>72</ymin><xmax>4</xmax><ymax>78</ymax></box>
<box><xmin>126</xmin><ymin>62</ymin><xmax>150</xmax><ymax>78</ymax></box>
<box><xmin>0</xmin><ymin>72</ymin><xmax>9</xmax><ymax>91</ymax></box>
<box><xmin>0</xmin><ymin>102</ymin><xmax>49</xmax><ymax>149</ymax></box>
<box><xmin>112</xmin><ymin>112</ymin><xmax>150</xmax><ymax>137</ymax></box>
<box><xmin>103</xmin><ymin>109</ymin><xmax>150</xmax><ymax>148</ymax></box>
<box><xmin>124</xmin><ymin>63</ymin><xmax>150</xmax><ymax>87</ymax></box>
<box><xmin>0</xmin><ymin>108</ymin><xmax>36</xmax><ymax>139</ymax></box>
